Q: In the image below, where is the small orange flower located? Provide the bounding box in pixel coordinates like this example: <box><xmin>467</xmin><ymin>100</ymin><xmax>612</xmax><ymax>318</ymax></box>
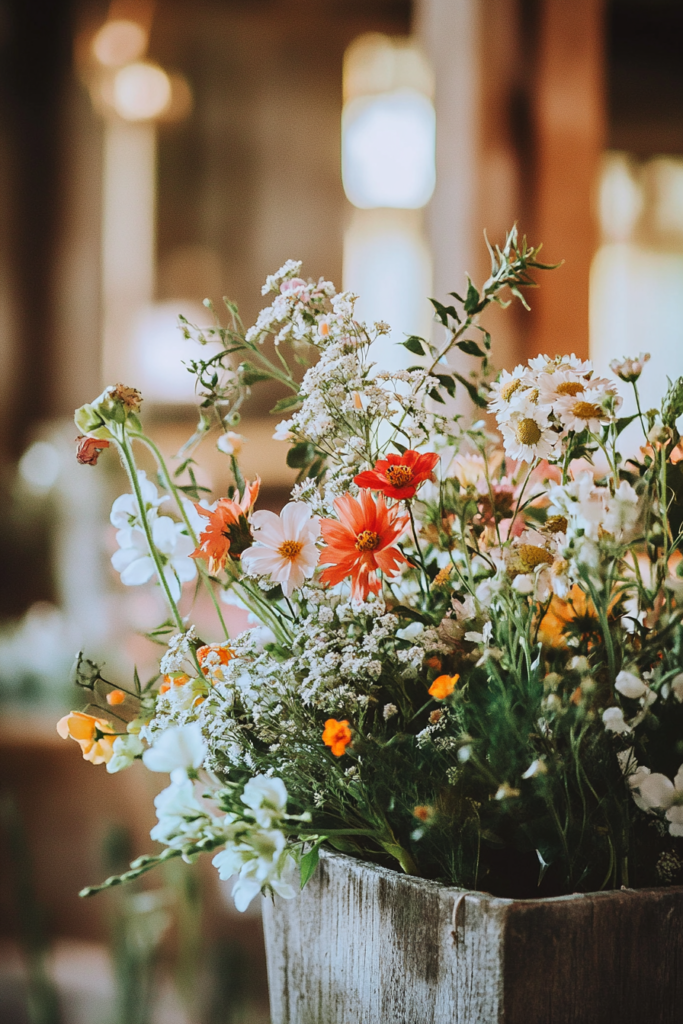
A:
<box><xmin>197</xmin><ymin>644</ymin><xmax>235</xmax><ymax>684</ymax></box>
<box><xmin>428</xmin><ymin>673</ymin><xmax>459</xmax><ymax>700</ymax></box>
<box><xmin>159</xmin><ymin>673</ymin><xmax>191</xmax><ymax>694</ymax></box>
<box><xmin>106</xmin><ymin>689</ymin><xmax>126</xmax><ymax>705</ymax></box>
<box><xmin>191</xmin><ymin>479</ymin><xmax>260</xmax><ymax>573</ymax></box>
<box><xmin>426</xmin><ymin>656</ymin><xmax>442</xmax><ymax>671</ymax></box>
<box><xmin>56</xmin><ymin>711</ymin><xmax>116</xmax><ymax>765</ymax></box>
<box><xmin>322</xmin><ymin>718</ymin><xmax>352</xmax><ymax>756</ymax></box>
<box><xmin>413</xmin><ymin>805</ymin><xmax>434</xmax><ymax>822</ymax></box>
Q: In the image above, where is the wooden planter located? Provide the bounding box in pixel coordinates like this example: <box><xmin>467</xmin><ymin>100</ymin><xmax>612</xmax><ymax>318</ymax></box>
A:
<box><xmin>263</xmin><ymin>850</ymin><xmax>683</xmax><ymax>1024</ymax></box>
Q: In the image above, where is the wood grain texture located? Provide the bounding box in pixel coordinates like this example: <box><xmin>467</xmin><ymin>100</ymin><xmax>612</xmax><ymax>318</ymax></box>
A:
<box><xmin>262</xmin><ymin>851</ymin><xmax>683</xmax><ymax>1024</ymax></box>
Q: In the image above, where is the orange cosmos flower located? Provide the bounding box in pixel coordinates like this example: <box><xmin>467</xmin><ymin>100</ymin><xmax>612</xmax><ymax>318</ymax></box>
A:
<box><xmin>354</xmin><ymin>450</ymin><xmax>439</xmax><ymax>500</ymax></box>
<box><xmin>159</xmin><ymin>673</ymin><xmax>191</xmax><ymax>694</ymax></box>
<box><xmin>322</xmin><ymin>718</ymin><xmax>352</xmax><ymax>756</ymax></box>
<box><xmin>191</xmin><ymin>478</ymin><xmax>260</xmax><ymax>573</ymax></box>
<box><xmin>428</xmin><ymin>673</ymin><xmax>459</xmax><ymax>699</ymax></box>
<box><xmin>56</xmin><ymin>711</ymin><xmax>117</xmax><ymax>765</ymax></box>
<box><xmin>319</xmin><ymin>491</ymin><xmax>409</xmax><ymax>601</ymax></box>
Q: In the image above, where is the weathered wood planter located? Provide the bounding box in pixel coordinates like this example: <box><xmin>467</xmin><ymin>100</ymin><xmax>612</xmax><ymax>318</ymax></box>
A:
<box><xmin>263</xmin><ymin>850</ymin><xmax>683</xmax><ymax>1024</ymax></box>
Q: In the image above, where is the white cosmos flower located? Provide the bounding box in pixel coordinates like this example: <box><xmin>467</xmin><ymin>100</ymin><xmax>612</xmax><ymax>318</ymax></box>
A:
<box><xmin>615</xmin><ymin>670</ymin><xmax>647</xmax><ymax>700</ymax></box>
<box><xmin>111</xmin><ymin>516</ymin><xmax>196</xmax><ymax>601</ymax></box>
<box><xmin>499</xmin><ymin>408</ymin><xmax>558</xmax><ymax>462</ymax></box>
<box><xmin>142</xmin><ymin>722</ymin><xmax>207</xmax><ymax>775</ymax></box>
<box><xmin>240</xmin><ymin>502</ymin><xmax>320</xmax><ymax>597</ymax></box>
<box><xmin>110</xmin><ymin>471</ymin><xmax>168</xmax><ymax>529</ymax></box>
<box><xmin>536</xmin><ymin>369</ymin><xmax>593</xmax><ymax>412</ymax></box>
<box><xmin>240</xmin><ymin>775</ymin><xmax>288</xmax><ymax>827</ymax></box>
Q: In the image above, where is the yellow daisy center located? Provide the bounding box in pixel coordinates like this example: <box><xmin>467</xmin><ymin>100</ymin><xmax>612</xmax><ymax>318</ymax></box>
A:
<box><xmin>385</xmin><ymin>464</ymin><xmax>413</xmax><ymax>487</ymax></box>
<box><xmin>517</xmin><ymin>544</ymin><xmax>554</xmax><ymax>570</ymax></box>
<box><xmin>356</xmin><ymin>530</ymin><xmax>380</xmax><ymax>552</ymax></box>
<box><xmin>555</xmin><ymin>380</ymin><xmax>585</xmax><ymax>397</ymax></box>
<box><xmin>514</xmin><ymin>418</ymin><xmax>542</xmax><ymax>446</ymax></box>
<box><xmin>278</xmin><ymin>539</ymin><xmax>304</xmax><ymax>559</ymax></box>
<box><xmin>571</xmin><ymin>401</ymin><xmax>603</xmax><ymax>420</ymax></box>
<box><xmin>500</xmin><ymin>378</ymin><xmax>522</xmax><ymax>401</ymax></box>
<box><xmin>545</xmin><ymin>515</ymin><xmax>568</xmax><ymax>534</ymax></box>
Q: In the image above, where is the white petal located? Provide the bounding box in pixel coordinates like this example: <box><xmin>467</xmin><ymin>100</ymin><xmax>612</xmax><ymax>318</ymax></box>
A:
<box><xmin>172</xmin><ymin>555</ymin><xmax>197</xmax><ymax>583</ymax></box>
<box><xmin>152</xmin><ymin>516</ymin><xmax>181</xmax><ymax>554</ymax></box>
<box><xmin>120</xmin><ymin>556</ymin><xmax>156</xmax><ymax>586</ymax></box>
<box><xmin>231</xmin><ymin>877</ymin><xmax>262</xmax><ymax>912</ymax></box>
<box><xmin>280</xmin><ymin>502</ymin><xmax>316</xmax><ymax>541</ymax></box>
<box><xmin>142</xmin><ymin>723</ymin><xmax>206</xmax><ymax>773</ymax></box>
<box><xmin>250</xmin><ymin>510</ymin><xmax>284</xmax><ymax>542</ymax></box>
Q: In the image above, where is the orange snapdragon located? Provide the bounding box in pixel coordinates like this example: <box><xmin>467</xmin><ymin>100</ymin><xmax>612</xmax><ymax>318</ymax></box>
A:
<box><xmin>56</xmin><ymin>711</ymin><xmax>117</xmax><ymax>765</ymax></box>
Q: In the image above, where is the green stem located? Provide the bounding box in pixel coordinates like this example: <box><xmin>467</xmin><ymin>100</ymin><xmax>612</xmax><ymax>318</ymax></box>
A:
<box><xmin>117</xmin><ymin>435</ymin><xmax>184</xmax><ymax>632</ymax></box>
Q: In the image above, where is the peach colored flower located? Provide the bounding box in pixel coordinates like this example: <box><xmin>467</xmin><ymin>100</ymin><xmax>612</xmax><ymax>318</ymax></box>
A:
<box><xmin>428</xmin><ymin>673</ymin><xmax>459</xmax><ymax>700</ymax></box>
<box><xmin>56</xmin><ymin>711</ymin><xmax>116</xmax><ymax>765</ymax></box>
<box><xmin>322</xmin><ymin>718</ymin><xmax>352</xmax><ymax>756</ymax></box>
<box><xmin>197</xmin><ymin>644</ymin><xmax>235</xmax><ymax>684</ymax></box>
<box><xmin>191</xmin><ymin>479</ymin><xmax>260</xmax><ymax>573</ymax></box>
<box><xmin>106</xmin><ymin>689</ymin><xmax>125</xmax><ymax>706</ymax></box>
<box><xmin>319</xmin><ymin>491</ymin><xmax>409</xmax><ymax>601</ymax></box>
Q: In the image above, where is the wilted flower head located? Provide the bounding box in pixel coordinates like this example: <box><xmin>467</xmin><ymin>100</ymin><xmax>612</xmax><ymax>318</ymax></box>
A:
<box><xmin>610</xmin><ymin>353</ymin><xmax>650</xmax><ymax>383</ymax></box>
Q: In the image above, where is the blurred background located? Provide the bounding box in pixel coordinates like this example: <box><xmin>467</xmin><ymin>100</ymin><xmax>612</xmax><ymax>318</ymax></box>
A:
<box><xmin>0</xmin><ymin>0</ymin><xmax>682</xmax><ymax>1020</ymax></box>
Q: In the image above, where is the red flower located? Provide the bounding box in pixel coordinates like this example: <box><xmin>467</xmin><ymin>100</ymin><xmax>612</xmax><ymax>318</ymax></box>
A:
<box><xmin>319</xmin><ymin>490</ymin><xmax>409</xmax><ymax>601</ymax></box>
<box><xmin>354</xmin><ymin>450</ymin><xmax>439</xmax><ymax>500</ymax></box>
<box><xmin>191</xmin><ymin>479</ymin><xmax>260</xmax><ymax>573</ymax></box>
<box><xmin>75</xmin><ymin>435</ymin><xmax>110</xmax><ymax>465</ymax></box>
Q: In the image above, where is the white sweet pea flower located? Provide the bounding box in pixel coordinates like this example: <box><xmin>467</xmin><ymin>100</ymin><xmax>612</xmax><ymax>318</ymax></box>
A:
<box><xmin>615</xmin><ymin>670</ymin><xmax>647</xmax><ymax>700</ymax></box>
<box><xmin>110</xmin><ymin>470</ymin><xmax>167</xmax><ymax>528</ymax></box>
<box><xmin>150</xmin><ymin>776</ymin><xmax>217</xmax><ymax>848</ymax></box>
<box><xmin>142</xmin><ymin>722</ymin><xmax>207</xmax><ymax>775</ymax></box>
<box><xmin>213</xmin><ymin>826</ymin><xmax>298</xmax><ymax>912</ymax></box>
<box><xmin>240</xmin><ymin>775</ymin><xmax>288</xmax><ymax>827</ymax></box>
<box><xmin>106</xmin><ymin>733</ymin><xmax>144</xmax><ymax>774</ymax></box>
<box><xmin>241</xmin><ymin>502</ymin><xmax>320</xmax><ymax>597</ymax></box>
<box><xmin>522</xmin><ymin>759</ymin><xmax>547</xmax><ymax>779</ymax></box>
<box><xmin>628</xmin><ymin>765</ymin><xmax>683</xmax><ymax>836</ymax></box>
<box><xmin>111</xmin><ymin>515</ymin><xmax>196</xmax><ymax>601</ymax></box>
<box><xmin>396</xmin><ymin>622</ymin><xmax>425</xmax><ymax>641</ymax></box>
<box><xmin>602</xmin><ymin>706</ymin><xmax>632</xmax><ymax>733</ymax></box>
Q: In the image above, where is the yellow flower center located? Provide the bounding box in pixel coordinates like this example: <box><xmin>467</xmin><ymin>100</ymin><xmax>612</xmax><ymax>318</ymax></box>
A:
<box><xmin>545</xmin><ymin>515</ymin><xmax>568</xmax><ymax>534</ymax></box>
<box><xmin>552</xmin><ymin>557</ymin><xmax>569</xmax><ymax>576</ymax></box>
<box><xmin>385</xmin><ymin>464</ymin><xmax>413</xmax><ymax>487</ymax></box>
<box><xmin>278</xmin><ymin>539</ymin><xmax>304</xmax><ymax>559</ymax></box>
<box><xmin>517</xmin><ymin>544</ymin><xmax>554</xmax><ymax>570</ymax></box>
<box><xmin>555</xmin><ymin>380</ymin><xmax>585</xmax><ymax>397</ymax></box>
<box><xmin>514</xmin><ymin>418</ymin><xmax>542</xmax><ymax>446</ymax></box>
<box><xmin>355</xmin><ymin>530</ymin><xmax>380</xmax><ymax>552</ymax></box>
<box><xmin>571</xmin><ymin>401</ymin><xmax>603</xmax><ymax>420</ymax></box>
<box><xmin>500</xmin><ymin>378</ymin><xmax>522</xmax><ymax>401</ymax></box>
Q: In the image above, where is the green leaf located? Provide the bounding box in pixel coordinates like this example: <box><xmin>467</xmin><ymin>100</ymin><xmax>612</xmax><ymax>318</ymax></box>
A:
<box><xmin>456</xmin><ymin>339</ymin><xmax>486</xmax><ymax>358</ymax></box>
<box><xmin>300</xmin><ymin>839</ymin><xmax>326</xmax><ymax>889</ymax></box>
<box><xmin>287</xmin><ymin>442</ymin><xmax>315</xmax><ymax>468</ymax></box>
<box><xmin>453</xmin><ymin>372</ymin><xmax>488</xmax><ymax>409</ymax></box>
<box><xmin>270</xmin><ymin>393</ymin><xmax>302</xmax><ymax>414</ymax></box>
<box><xmin>238</xmin><ymin>362</ymin><xmax>272</xmax><ymax>386</ymax></box>
<box><xmin>434</xmin><ymin>374</ymin><xmax>456</xmax><ymax>397</ymax></box>
<box><xmin>428</xmin><ymin>388</ymin><xmax>446</xmax><ymax>404</ymax></box>
<box><xmin>402</xmin><ymin>336</ymin><xmax>426</xmax><ymax>356</ymax></box>
<box><xmin>464</xmin><ymin>277</ymin><xmax>480</xmax><ymax>314</ymax></box>
<box><xmin>391</xmin><ymin>440</ymin><xmax>408</xmax><ymax>454</ymax></box>
<box><xmin>429</xmin><ymin>299</ymin><xmax>459</xmax><ymax>326</ymax></box>
<box><xmin>614</xmin><ymin>414</ymin><xmax>639</xmax><ymax>437</ymax></box>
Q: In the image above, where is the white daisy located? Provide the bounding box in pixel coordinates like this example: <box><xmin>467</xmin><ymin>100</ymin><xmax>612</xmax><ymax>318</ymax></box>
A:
<box><xmin>488</xmin><ymin>365</ymin><xmax>531</xmax><ymax>413</ymax></box>
<box><xmin>554</xmin><ymin>384</ymin><xmax>619</xmax><ymax>433</ymax></box>
<box><xmin>499</xmin><ymin>408</ymin><xmax>558</xmax><ymax>462</ymax></box>
<box><xmin>240</xmin><ymin>502</ymin><xmax>320</xmax><ymax>597</ymax></box>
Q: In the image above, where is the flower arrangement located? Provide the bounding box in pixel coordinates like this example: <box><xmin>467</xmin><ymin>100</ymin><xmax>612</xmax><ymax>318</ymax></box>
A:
<box><xmin>62</xmin><ymin>228</ymin><xmax>683</xmax><ymax>910</ymax></box>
